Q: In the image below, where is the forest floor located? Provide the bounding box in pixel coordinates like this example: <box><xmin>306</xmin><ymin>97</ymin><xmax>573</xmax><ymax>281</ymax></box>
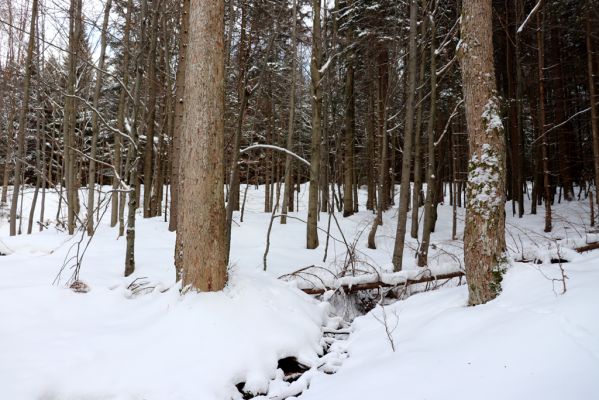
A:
<box><xmin>1</xmin><ymin>184</ymin><xmax>598</xmax><ymax>399</ymax></box>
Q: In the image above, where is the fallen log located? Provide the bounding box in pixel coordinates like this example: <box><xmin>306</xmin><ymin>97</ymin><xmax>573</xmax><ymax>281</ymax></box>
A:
<box><xmin>300</xmin><ymin>271</ymin><xmax>465</xmax><ymax>295</ymax></box>
<box><xmin>575</xmin><ymin>242</ymin><xmax>599</xmax><ymax>253</ymax></box>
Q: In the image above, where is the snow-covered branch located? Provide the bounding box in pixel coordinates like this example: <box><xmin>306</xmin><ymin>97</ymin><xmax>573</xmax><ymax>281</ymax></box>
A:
<box><xmin>240</xmin><ymin>144</ymin><xmax>310</xmax><ymax>167</ymax></box>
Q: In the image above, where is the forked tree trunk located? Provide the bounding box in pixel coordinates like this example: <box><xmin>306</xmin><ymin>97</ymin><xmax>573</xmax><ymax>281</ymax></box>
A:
<box><xmin>459</xmin><ymin>0</ymin><xmax>507</xmax><ymax>306</ymax></box>
<box><xmin>178</xmin><ymin>0</ymin><xmax>227</xmax><ymax>291</ymax></box>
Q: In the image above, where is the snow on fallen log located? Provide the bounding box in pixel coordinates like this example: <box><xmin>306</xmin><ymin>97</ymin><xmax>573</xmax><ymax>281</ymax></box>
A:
<box><xmin>280</xmin><ymin>266</ymin><xmax>465</xmax><ymax>296</ymax></box>
<box><xmin>301</xmin><ymin>271</ymin><xmax>465</xmax><ymax>295</ymax></box>
<box><xmin>575</xmin><ymin>242</ymin><xmax>599</xmax><ymax>253</ymax></box>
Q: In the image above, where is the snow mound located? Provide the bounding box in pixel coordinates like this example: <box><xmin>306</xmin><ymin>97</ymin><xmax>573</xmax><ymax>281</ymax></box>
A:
<box><xmin>0</xmin><ymin>269</ymin><xmax>327</xmax><ymax>400</ymax></box>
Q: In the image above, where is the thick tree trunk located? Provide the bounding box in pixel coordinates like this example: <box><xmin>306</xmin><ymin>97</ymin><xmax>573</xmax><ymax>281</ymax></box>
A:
<box><xmin>178</xmin><ymin>0</ymin><xmax>227</xmax><ymax>291</ymax></box>
<box><xmin>459</xmin><ymin>0</ymin><xmax>507</xmax><ymax>306</ymax></box>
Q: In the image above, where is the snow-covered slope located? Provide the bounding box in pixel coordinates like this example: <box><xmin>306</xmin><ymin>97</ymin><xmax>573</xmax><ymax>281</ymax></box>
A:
<box><xmin>1</xmin><ymin>185</ymin><xmax>598</xmax><ymax>399</ymax></box>
<box><xmin>300</xmin><ymin>256</ymin><xmax>599</xmax><ymax>400</ymax></box>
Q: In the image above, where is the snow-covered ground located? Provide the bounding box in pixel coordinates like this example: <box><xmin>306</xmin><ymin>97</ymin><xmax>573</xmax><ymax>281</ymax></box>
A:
<box><xmin>1</xmin><ymin>184</ymin><xmax>598</xmax><ymax>399</ymax></box>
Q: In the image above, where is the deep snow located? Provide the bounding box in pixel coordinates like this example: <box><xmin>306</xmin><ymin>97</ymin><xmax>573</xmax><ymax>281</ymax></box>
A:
<box><xmin>1</xmin><ymin>184</ymin><xmax>598</xmax><ymax>399</ymax></box>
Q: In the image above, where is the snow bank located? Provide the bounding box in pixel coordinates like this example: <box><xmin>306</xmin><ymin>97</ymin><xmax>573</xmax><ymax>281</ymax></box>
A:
<box><xmin>299</xmin><ymin>255</ymin><xmax>599</xmax><ymax>400</ymax></box>
<box><xmin>0</xmin><ymin>268</ymin><xmax>327</xmax><ymax>400</ymax></box>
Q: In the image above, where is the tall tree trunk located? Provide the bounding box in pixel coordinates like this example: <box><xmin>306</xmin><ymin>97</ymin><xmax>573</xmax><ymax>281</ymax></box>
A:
<box><xmin>410</xmin><ymin>2</ymin><xmax>428</xmax><ymax>239</ymax></box>
<box><xmin>307</xmin><ymin>0</ymin><xmax>322</xmax><ymax>249</ymax></box>
<box><xmin>86</xmin><ymin>0</ymin><xmax>112</xmax><ymax>235</ymax></box>
<box><xmin>143</xmin><ymin>5</ymin><xmax>161</xmax><ymax>218</ymax></box>
<box><xmin>417</xmin><ymin>10</ymin><xmax>437</xmax><ymax>268</ymax></box>
<box><xmin>536</xmin><ymin>6</ymin><xmax>552</xmax><ymax>233</ymax></box>
<box><xmin>392</xmin><ymin>0</ymin><xmax>418</xmax><ymax>272</ymax></box>
<box><xmin>178</xmin><ymin>0</ymin><xmax>227</xmax><ymax>291</ymax></box>
<box><xmin>64</xmin><ymin>0</ymin><xmax>83</xmax><ymax>235</ymax></box>
<box><xmin>281</xmin><ymin>0</ymin><xmax>298</xmax><ymax>224</ymax></box>
<box><xmin>587</xmin><ymin>6</ymin><xmax>599</xmax><ymax>206</ymax></box>
<box><xmin>112</xmin><ymin>0</ymin><xmax>134</xmax><ymax>229</ymax></box>
<box><xmin>125</xmin><ymin>0</ymin><xmax>149</xmax><ymax>277</ymax></box>
<box><xmin>9</xmin><ymin>0</ymin><xmax>38</xmax><ymax>236</ymax></box>
<box><xmin>459</xmin><ymin>0</ymin><xmax>507</xmax><ymax>306</ymax></box>
<box><xmin>342</xmin><ymin>32</ymin><xmax>355</xmax><ymax>217</ymax></box>
<box><xmin>170</xmin><ymin>0</ymin><xmax>190</xmax><ymax>233</ymax></box>
<box><xmin>551</xmin><ymin>27</ymin><xmax>573</xmax><ymax>201</ymax></box>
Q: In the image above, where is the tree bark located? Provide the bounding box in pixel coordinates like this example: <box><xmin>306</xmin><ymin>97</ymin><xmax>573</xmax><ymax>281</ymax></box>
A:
<box><xmin>281</xmin><ymin>0</ymin><xmax>298</xmax><ymax>225</ymax></box>
<box><xmin>178</xmin><ymin>0</ymin><xmax>227</xmax><ymax>291</ymax></box>
<box><xmin>459</xmin><ymin>0</ymin><xmax>507</xmax><ymax>306</ymax></box>
<box><xmin>417</xmin><ymin>10</ymin><xmax>437</xmax><ymax>268</ymax></box>
<box><xmin>587</xmin><ymin>6</ymin><xmax>599</xmax><ymax>206</ymax></box>
<box><xmin>86</xmin><ymin>0</ymin><xmax>112</xmax><ymax>235</ymax></box>
<box><xmin>392</xmin><ymin>0</ymin><xmax>418</xmax><ymax>271</ymax></box>
<box><xmin>9</xmin><ymin>0</ymin><xmax>38</xmax><ymax>236</ymax></box>
<box><xmin>536</xmin><ymin>6</ymin><xmax>552</xmax><ymax>233</ymax></box>
<box><xmin>307</xmin><ymin>0</ymin><xmax>322</xmax><ymax>249</ymax></box>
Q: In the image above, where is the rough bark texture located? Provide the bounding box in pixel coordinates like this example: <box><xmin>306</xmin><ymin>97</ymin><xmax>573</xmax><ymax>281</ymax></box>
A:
<box><xmin>170</xmin><ymin>0</ymin><xmax>189</xmax><ymax>233</ymax></box>
<box><xmin>459</xmin><ymin>0</ymin><xmax>507</xmax><ymax>306</ymax></box>
<box><xmin>178</xmin><ymin>0</ymin><xmax>227</xmax><ymax>291</ymax></box>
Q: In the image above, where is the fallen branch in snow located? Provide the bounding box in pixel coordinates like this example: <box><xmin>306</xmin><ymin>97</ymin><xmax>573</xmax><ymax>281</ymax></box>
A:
<box><xmin>300</xmin><ymin>271</ymin><xmax>465</xmax><ymax>295</ymax></box>
<box><xmin>575</xmin><ymin>242</ymin><xmax>599</xmax><ymax>253</ymax></box>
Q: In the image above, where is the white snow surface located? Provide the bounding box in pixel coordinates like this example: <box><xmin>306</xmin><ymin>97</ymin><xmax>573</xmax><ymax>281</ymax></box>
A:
<box><xmin>1</xmin><ymin>184</ymin><xmax>599</xmax><ymax>399</ymax></box>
